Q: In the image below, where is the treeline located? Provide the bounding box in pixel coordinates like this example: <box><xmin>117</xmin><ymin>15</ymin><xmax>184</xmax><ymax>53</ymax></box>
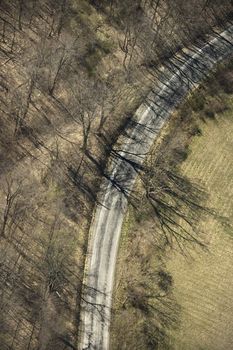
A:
<box><xmin>90</xmin><ymin>0</ymin><xmax>232</xmax><ymax>68</ymax></box>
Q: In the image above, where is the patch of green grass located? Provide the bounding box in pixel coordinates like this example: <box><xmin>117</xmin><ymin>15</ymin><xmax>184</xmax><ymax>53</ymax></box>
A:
<box><xmin>83</xmin><ymin>38</ymin><xmax>114</xmax><ymax>75</ymax></box>
<box><xmin>83</xmin><ymin>48</ymin><xmax>102</xmax><ymax>76</ymax></box>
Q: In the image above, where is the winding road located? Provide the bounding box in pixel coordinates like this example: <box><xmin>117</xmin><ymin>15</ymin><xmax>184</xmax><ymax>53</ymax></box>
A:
<box><xmin>79</xmin><ymin>24</ymin><xmax>233</xmax><ymax>350</ymax></box>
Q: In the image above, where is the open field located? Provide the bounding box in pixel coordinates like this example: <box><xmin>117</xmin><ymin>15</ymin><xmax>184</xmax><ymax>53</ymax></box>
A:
<box><xmin>166</xmin><ymin>93</ymin><xmax>233</xmax><ymax>350</ymax></box>
<box><xmin>111</xmin><ymin>59</ymin><xmax>233</xmax><ymax>349</ymax></box>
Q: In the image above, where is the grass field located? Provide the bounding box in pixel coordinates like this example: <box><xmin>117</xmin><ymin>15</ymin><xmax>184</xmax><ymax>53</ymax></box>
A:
<box><xmin>110</xmin><ymin>60</ymin><xmax>233</xmax><ymax>350</ymax></box>
<box><xmin>166</xmin><ymin>96</ymin><xmax>233</xmax><ymax>350</ymax></box>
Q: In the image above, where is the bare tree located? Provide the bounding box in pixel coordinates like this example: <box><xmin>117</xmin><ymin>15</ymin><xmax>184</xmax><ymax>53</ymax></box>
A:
<box><xmin>0</xmin><ymin>178</ymin><xmax>22</xmax><ymax>238</ymax></box>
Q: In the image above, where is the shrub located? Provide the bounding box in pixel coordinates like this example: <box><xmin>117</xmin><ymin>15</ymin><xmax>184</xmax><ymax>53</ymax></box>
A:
<box><xmin>204</xmin><ymin>108</ymin><xmax>215</xmax><ymax>119</ymax></box>
<box><xmin>83</xmin><ymin>39</ymin><xmax>113</xmax><ymax>75</ymax></box>
<box><xmin>217</xmin><ymin>71</ymin><xmax>233</xmax><ymax>94</ymax></box>
<box><xmin>190</xmin><ymin>125</ymin><xmax>202</xmax><ymax>136</ymax></box>
<box><xmin>128</xmin><ymin>285</ymin><xmax>149</xmax><ymax>313</ymax></box>
<box><xmin>173</xmin><ymin>147</ymin><xmax>189</xmax><ymax>162</ymax></box>
<box><xmin>203</xmin><ymin>97</ymin><xmax>227</xmax><ymax>119</ymax></box>
<box><xmin>96</xmin><ymin>38</ymin><xmax>114</xmax><ymax>54</ymax></box>
<box><xmin>158</xmin><ymin>270</ymin><xmax>173</xmax><ymax>293</ymax></box>
<box><xmin>189</xmin><ymin>92</ymin><xmax>206</xmax><ymax>112</ymax></box>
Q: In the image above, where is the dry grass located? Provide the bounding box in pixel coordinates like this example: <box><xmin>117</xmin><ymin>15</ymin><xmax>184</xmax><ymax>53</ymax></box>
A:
<box><xmin>167</xmin><ymin>98</ymin><xmax>233</xmax><ymax>350</ymax></box>
<box><xmin>111</xmin><ymin>60</ymin><xmax>233</xmax><ymax>350</ymax></box>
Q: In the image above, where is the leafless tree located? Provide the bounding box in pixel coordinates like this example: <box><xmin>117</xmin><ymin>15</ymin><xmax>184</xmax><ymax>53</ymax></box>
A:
<box><xmin>0</xmin><ymin>178</ymin><xmax>22</xmax><ymax>238</ymax></box>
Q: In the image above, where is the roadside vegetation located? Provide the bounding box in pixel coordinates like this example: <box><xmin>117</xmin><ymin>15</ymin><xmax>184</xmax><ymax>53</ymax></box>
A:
<box><xmin>110</xmin><ymin>58</ymin><xmax>233</xmax><ymax>350</ymax></box>
<box><xmin>0</xmin><ymin>0</ymin><xmax>232</xmax><ymax>349</ymax></box>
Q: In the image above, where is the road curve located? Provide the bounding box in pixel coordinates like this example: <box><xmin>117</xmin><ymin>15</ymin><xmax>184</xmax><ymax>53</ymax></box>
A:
<box><xmin>79</xmin><ymin>24</ymin><xmax>233</xmax><ymax>350</ymax></box>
